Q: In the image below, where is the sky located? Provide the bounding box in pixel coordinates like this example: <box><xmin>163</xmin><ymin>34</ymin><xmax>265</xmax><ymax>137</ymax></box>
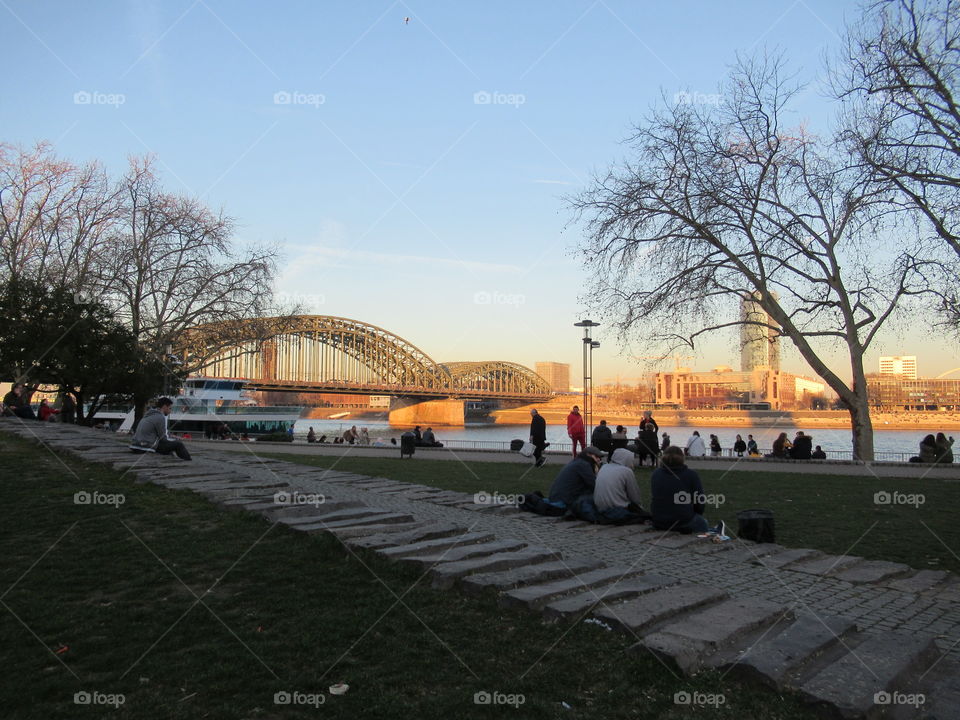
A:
<box><xmin>3</xmin><ymin>0</ymin><xmax>959</xmax><ymax>385</ymax></box>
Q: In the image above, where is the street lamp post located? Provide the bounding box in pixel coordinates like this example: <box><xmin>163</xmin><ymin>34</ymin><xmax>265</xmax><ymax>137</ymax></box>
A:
<box><xmin>574</xmin><ymin>320</ymin><xmax>600</xmax><ymax>444</ymax></box>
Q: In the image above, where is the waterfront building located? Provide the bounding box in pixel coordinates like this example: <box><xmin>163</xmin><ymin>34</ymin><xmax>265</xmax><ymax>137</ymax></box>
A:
<box><xmin>740</xmin><ymin>294</ymin><xmax>780</xmax><ymax>372</ymax></box>
<box><xmin>879</xmin><ymin>355</ymin><xmax>918</xmax><ymax>380</ymax></box>
<box><xmin>866</xmin><ymin>376</ymin><xmax>960</xmax><ymax>411</ymax></box>
<box><xmin>535</xmin><ymin>362</ymin><xmax>571</xmax><ymax>393</ymax></box>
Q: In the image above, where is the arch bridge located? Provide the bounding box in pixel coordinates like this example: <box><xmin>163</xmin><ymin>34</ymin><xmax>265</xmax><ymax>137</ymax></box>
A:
<box><xmin>176</xmin><ymin>315</ymin><xmax>552</xmax><ymax>402</ymax></box>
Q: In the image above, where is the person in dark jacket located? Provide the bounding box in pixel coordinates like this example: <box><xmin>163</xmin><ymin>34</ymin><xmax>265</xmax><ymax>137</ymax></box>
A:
<box><xmin>2</xmin><ymin>384</ymin><xmax>35</xmax><ymax>419</ymax></box>
<box><xmin>636</xmin><ymin>424</ymin><xmax>660</xmax><ymax>467</ymax></box>
<box><xmin>639</xmin><ymin>410</ymin><xmax>659</xmax><ymax>434</ymax></box>
<box><xmin>548</xmin><ymin>446</ymin><xmax>604</xmax><ymax>507</ymax></box>
<box><xmin>650</xmin><ymin>445</ymin><xmax>708</xmax><ymax>533</ymax></box>
<box><xmin>910</xmin><ymin>435</ymin><xmax>938</xmax><ymax>463</ymax></box>
<box><xmin>733</xmin><ymin>434</ymin><xmax>747</xmax><ymax>457</ymax></box>
<box><xmin>591</xmin><ymin>420</ymin><xmax>613</xmax><ymax>453</ymax></box>
<box><xmin>811</xmin><ymin>445</ymin><xmax>827</xmax><ymax>459</ymax></box>
<box><xmin>529</xmin><ymin>408</ymin><xmax>548</xmax><ymax>467</ymax></box>
<box><xmin>935</xmin><ymin>433</ymin><xmax>955</xmax><ymax>464</ymax></box>
<box><xmin>791</xmin><ymin>431</ymin><xmax>813</xmax><ymax>460</ymax></box>
<box><xmin>59</xmin><ymin>392</ymin><xmax>76</xmax><ymax>424</ymax></box>
<box><xmin>747</xmin><ymin>435</ymin><xmax>759</xmax><ymax>456</ymax></box>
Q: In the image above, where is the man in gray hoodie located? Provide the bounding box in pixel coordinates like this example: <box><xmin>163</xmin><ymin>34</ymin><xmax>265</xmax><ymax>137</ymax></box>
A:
<box><xmin>130</xmin><ymin>397</ymin><xmax>192</xmax><ymax>460</ymax></box>
<box><xmin>594</xmin><ymin>447</ymin><xmax>645</xmax><ymax>513</ymax></box>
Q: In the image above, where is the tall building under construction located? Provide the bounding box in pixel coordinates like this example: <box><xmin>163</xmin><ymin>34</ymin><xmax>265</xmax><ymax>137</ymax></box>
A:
<box><xmin>740</xmin><ymin>294</ymin><xmax>780</xmax><ymax>372</ymax></box>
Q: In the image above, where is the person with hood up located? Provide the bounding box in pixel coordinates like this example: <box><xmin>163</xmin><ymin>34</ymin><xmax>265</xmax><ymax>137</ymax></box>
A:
<box><xmin>650</xmin><ymin>445</ymin><xmax>708</xmax><ymax>533</ymax></box>
<box><xmin>594</xmin><ymin>448</ymin><xmax>646</xmax><ymax>514</ymax></box>
<box><xmin>548</xmin><ymin>445</ymin><xmax>604</xmax><ymax>507</ymax></box>
<box><xmin>130</xmin><ymin>397</ymin><xmax>192</xmax><ymax>460</ymax></box>
<box><xmin>935</xmin><ymin>432</ymin><xmax>954</xmax><ymax>464</ymax></box>
<box><xmin>685</xmin><ymin>431</ymin><xmax>706</xmax><ymax>457</ymax></box>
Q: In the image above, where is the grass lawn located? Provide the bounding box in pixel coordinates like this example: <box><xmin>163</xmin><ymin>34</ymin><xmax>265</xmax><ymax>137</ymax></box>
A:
<box><xmin>259</xmin><ymin>452</ymin><xmax>960</xmax><ymax>576</ymax></box>
<box><xmin>0</xmin><ymin>432</ymin><xmax>824</xmax><ymax>719</ymax></box>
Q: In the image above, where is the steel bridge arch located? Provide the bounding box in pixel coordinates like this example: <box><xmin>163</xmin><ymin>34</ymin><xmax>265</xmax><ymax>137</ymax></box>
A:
<box><xmin>177</xmin><ymin>315</ymin><xmax>453</xmax><ymax>392</ymax></box>
<box><xmin>443</xmin><ymin>361</ymin><xmax>553</xmax><ymax>397</ymax></box>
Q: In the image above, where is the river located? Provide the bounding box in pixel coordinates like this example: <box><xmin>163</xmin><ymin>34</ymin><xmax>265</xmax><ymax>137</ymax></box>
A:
<box><xmin>292</xmin><ymin>419</ymin><xmax>948</xmax><ymax>459</ymax></box>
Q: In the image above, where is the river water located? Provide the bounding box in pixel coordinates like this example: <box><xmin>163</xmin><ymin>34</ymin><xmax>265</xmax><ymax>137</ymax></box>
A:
<box><xmin>292</xmin><ymin>419</ymin><xmax>948</xmax><ymax>459</ymax></box>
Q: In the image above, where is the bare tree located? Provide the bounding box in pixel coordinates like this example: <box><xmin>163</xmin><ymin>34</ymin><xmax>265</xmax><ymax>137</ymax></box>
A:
<box><xmin>837</xmin><ymin>0</ymin><xmax>960</xmax><ymax>319</ymax></box>
<box><xmin>571</xmin><ymin>55</ymin><xmax>936</xmax><ymax>461</ymax></box>
<box><xmin>0</xmin><ymin>143</ymin><xmax>118</xmax><ymax>289</ymax></box>
<box><xmin>98</xmin><ymin>156</ymin><xmax>278</xmax><ymax>359</ymax></box>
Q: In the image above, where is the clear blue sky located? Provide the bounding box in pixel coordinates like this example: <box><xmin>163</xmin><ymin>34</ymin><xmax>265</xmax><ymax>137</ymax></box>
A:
<box><xmin>4</xmin><ymin>0</ymin><xmax>958</xmax><ymax>383</ymax></box>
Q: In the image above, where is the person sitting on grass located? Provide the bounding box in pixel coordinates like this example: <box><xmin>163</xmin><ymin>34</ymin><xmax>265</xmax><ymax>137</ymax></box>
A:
<box><xmin>594</xmin><ymin>448</ymin><xmax>648</xmax><ymax>519</ymax></box>
<box><xmin>130</xmin><ymin>397</ymin><xmax>192</xmax><ymax>460</ymax></box>
<box><xmin>650</xmin><ymin>445</ymin><xmax>708</xmax><ymax>534</ymax></box>
<box><xmin>2</xmin><ymin>383</ymin><xmax>36</xmax><ymax>419</ymax></box>
<box><xmin>38</xmin><ymin>398</ymin><xmax>60</xmax><ymax>422</ymax></box>
<box><xmin>548</xmin><ymin>445</ymin><xmax>604</xmax><ymax>508</ymax></box>
<box><xmin>811</xmin><ymin>445</ymin><xmax>827</xmax><ymax>460</ymax></box>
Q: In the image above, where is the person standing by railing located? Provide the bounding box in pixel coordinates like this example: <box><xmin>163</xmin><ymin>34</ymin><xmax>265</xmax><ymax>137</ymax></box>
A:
<box><xmin>566</xmin><ymin>405</ymin><xmax>586</xmax><ymax>458</ymax></box>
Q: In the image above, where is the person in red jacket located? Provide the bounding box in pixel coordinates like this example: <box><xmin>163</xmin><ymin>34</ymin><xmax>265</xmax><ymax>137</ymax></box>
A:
<box><xmin>566</xmin><ymin>405</ymin><xmax>586</xmax><ymax>457</ymax></box>
<box><xmin>38</xmin><ymin>398</ymin><xmax>60</xmax><ymax>422</ymax></box>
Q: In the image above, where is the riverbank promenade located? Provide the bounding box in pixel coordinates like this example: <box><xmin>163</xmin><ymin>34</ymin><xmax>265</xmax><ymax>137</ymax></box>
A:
<box><xmin>3</xmin><ymin>418</ymin><xmax>960</xmax><ymax>718</ymax></box>
<box><xmin>203</xmin><ymin>439</ymin><xmax>960</xmax><ymax>480</ymax></box>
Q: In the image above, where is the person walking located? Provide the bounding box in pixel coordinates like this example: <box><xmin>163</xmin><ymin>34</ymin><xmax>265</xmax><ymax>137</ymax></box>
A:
<box><xmin>529</xmin><ymin>408</ymin><xmax>548</xmax><ymax>467</ymax></box>
<box><xmin>566</xmin><ymin>405</ymin><xmax>586</xmax><ymax>458</ymax></box>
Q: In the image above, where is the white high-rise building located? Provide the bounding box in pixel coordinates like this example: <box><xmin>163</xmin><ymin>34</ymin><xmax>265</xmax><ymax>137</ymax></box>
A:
<box><xmin>740</xmin><ymin>294</ymin><xmax>780</xmax><ymax>372</ymax></box>
<box><xmin>879</xmin><ymin>356</ymin><xmax>918</xmax><ymax>380</ymax></box>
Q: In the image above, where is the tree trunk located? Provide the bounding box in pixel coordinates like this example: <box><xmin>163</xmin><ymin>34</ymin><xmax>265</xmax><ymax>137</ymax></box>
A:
<box><xmin>848</xmin><ymin>394</ymin><xmax>875</xmax><ymax>461</ymax></box>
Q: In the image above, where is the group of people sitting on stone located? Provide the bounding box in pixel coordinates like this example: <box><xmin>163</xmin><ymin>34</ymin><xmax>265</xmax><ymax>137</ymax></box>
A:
<box><xmin>910</xmin><ymin>433</ymin><xmax>954</xmax><ymax>464</ymax></box>
<box><xmin>543</xmin><ymin>441</ymin><xmax>716</xmax><ymax>533</ymax></box>
<box><xmin>2</xmin><ymin>383</ymin><xmax>77</xmax><ymax>423</ymax></box>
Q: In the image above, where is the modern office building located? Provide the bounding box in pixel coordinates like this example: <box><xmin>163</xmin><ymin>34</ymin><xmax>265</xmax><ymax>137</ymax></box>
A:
<box><xmin>867</xmin><ymin>376</ymin><xmax>960</xmax><ymax>411</ymax></box>
<box><xmin>879</xmin><ymin>355</ymin><xmax>918</xmax><ymax>380</ymax></box>
<box><xmin>535</xmin><ymin>362</ymin><xmax>571</xmax><ymax>393</ymax></box>
<box><xmin>653</xmin><ymin>366</ymin><xmax>823</xmax><ymax>410</ymax></box>
<box><xmin>740</xmin><ymin>294</ymin><xmax>780</xmax><ymax>372</ymax></box>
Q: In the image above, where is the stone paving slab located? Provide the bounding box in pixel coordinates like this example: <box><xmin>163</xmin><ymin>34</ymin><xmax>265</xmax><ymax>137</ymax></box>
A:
<box><xmin>643</xmin><ymin>534</ymin><xmax>704</xmax><ymax>549</ymax></box>
<box><xmin>884</xmin><ymin>570</ymin><xmax>951</xmax><ymax>594</ymax></box>
<box><xmin>595</xmin><ymin>584</ymin><xmax>727</xmax><ymax>634</ymax></box>
<box><xmin>397</xmin><ymin>539</ymin><xmax>528</xmax><ymax>568</ymax></box>
<box><xmin>376</xmin><ymin>532</ymin><xmax>496</xmax><ymax>559</ymax></box>
<box><xmin>754</xmin><ymin>548</ymin><xmax>823</xmax><ymax>570</ymax></box>
<box><xmin>716</xmin><ymin>613</ymin><xmax>857</xmax><ymax>689</ymax></box>
<box><xmin>799</xmin><ymin>635</ymin><xmax>938</xmax><ymax>717</ymax></box>
<box><xmin>640</xmin><ymin>597</ymin><xmax>790</xmax><ymax>673</ymax></box>
<box><xmin>278</xmin><ymin>507</ymin><xmax>390</xmax><ymax>526</ymax></box>
<box><xmin>325</xmin><ymin>521</ymin><xmax>427</xmax><ymax>539</ymax></box>
<box><xmin>430</xmin><ymin>547</ymin><xmax>558</xmax><ymax>589</ymax></box>
<box><xmin>460</xmin><ymin>558</ymin><xmax>603</xmax><ymax>596</ymax></box>
<box><xmin>501</xmin><ymin>566</ymin><xmax>647</xmax><ymax>611</ymax></box>
<box><xmin>788</xmin><ymin>555</ymin><xmax>865</xmax><ymax>577</ymax></box>
<box><xmin>832</xmin><ymin>560</ymin><xmax>912</xmax><ymax>585</ymax></box>
<box><xmin>346</xmin><ymin>524</ymin><xmax>470</xmax><ymax>550</ymax></box>
<box><xmin>293</xmin><ymin>513</ymin><xmax>416</xmax><ymax>532</ymax></box>
<box><xmin>542</xmin><ymin>573</ymin><xmax>681</xmax><ymax>621</ymax></box>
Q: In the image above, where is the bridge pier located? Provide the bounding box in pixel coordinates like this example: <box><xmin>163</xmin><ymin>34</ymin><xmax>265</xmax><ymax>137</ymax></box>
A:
<box><xmin>388</xmin><ymin>398</ymin><xmax>465</xmax><ymax>427</ymax></box>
